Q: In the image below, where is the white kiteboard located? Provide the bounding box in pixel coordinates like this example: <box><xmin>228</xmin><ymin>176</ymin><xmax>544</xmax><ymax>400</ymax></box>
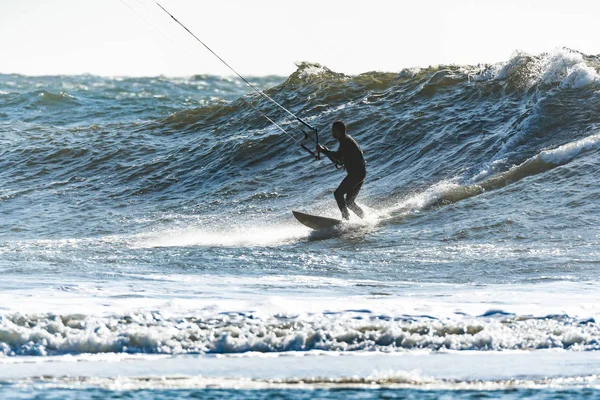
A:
<box><xmin>292</xmin><ymin>210</ymin><xmax>342</xmax><ymax>230</ymax></box>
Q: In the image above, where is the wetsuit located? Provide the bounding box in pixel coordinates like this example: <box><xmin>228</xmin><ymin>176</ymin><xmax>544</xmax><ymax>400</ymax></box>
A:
<box><xmin>320</xmin><ymin>134</ymin><xmax>366</xmax><ymax>220</ymax></box>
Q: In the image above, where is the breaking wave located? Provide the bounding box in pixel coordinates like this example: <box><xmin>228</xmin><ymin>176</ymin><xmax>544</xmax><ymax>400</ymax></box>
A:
<box><xmin>0</xmin><ymin>311</ymin><xmax>597</xmax><ymax>357</ymax></box>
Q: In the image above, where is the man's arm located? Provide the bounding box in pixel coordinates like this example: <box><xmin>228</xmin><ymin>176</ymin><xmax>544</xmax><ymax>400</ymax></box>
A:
<box><xmin>318</xmin><ymin>144</ymin><xmax>343</xmax><ymax>164</ymax></box>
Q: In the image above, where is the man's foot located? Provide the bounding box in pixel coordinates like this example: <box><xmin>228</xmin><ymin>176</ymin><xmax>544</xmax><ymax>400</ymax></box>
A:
<box><xmin>341</xmin><ymin>209</ymin><xmax>350</xmax><ymax>220</ymax></box>
<box><xmin>348</xmin><ymin>203</ymin><xmax>364</xmax><ymax>219</ymax></box>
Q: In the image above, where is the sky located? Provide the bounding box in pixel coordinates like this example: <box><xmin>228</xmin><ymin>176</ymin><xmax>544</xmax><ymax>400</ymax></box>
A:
<box><xmin>0</xmin><ymin>0</ymin><xmax>599</xmax><ymax>77</ymax></box>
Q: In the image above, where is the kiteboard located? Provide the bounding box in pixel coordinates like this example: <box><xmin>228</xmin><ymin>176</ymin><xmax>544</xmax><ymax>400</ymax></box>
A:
<box><xmin>292</xmin><ymin>210</ymin><xmax>342</xmax><ymax>230</ymax></box>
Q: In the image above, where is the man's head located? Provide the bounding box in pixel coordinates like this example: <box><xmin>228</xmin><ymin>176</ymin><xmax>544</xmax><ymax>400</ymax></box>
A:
<box><xmin>332</xmin><ymin>120</ymin><xmax>346</xmax><ymax>139</ymax></box>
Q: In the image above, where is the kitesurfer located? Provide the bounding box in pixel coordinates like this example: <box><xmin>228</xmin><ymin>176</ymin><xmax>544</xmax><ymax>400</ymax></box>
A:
<box><xmin>317</xmin><ymin>120</ymin><xmax>366</xmax><ymax>220</ymax></box>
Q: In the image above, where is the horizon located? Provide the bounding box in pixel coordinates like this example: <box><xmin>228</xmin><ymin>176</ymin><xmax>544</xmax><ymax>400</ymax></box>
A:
<box><xmin>0</xmin><ymin>47</ymin><xmax>596</xmax><ymax>80</ymax></box>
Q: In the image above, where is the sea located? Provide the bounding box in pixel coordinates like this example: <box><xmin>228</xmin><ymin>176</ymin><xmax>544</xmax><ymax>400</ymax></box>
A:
<box><xmin>1</xmin><ymin>48</ymin><xmax>600</xmax><ymax>399</ymax></box>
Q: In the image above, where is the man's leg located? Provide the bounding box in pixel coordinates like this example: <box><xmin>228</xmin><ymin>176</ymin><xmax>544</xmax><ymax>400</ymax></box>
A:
<box><xmin>334</xmin><ymin>175</ymin><xmax>353</xmax><ymax>220</ymax></box>
<box><xmin>346</xmin><ymin>178</ymin><xmax>365</xmax><ymax>218</ymax></box>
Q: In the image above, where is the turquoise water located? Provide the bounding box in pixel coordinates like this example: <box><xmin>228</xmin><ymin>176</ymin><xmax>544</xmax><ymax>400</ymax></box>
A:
<box><xmin>1</xmin><ymin>49</ymin><xmax>600</xmax><ymax>398</ymax></box>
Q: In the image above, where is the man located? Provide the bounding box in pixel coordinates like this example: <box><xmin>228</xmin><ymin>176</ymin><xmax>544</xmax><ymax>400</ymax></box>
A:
<box><xmin>317</xmin><ymin>120</ymin><xmax>366</xmax><ymax>220</ymax></box>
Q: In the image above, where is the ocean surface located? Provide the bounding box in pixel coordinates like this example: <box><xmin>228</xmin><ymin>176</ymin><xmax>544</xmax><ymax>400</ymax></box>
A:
<box><xmin>1</xmin><ymin>48</ymin><xmax>600</xmax><ymax>399</ymax></box>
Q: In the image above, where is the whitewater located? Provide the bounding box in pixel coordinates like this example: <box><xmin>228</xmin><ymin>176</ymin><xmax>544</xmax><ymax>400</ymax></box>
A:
<box><xmin>1</xmin><ymin>48</ymin><xmax>600</xmax><ymax>399</ymax></box>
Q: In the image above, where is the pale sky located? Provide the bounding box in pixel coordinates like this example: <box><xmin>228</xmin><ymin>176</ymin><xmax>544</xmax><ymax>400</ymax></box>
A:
<box><xmin>0</xmin><ymin>0</ymin><xmax>598</xmax><ymax>77</ymax></box>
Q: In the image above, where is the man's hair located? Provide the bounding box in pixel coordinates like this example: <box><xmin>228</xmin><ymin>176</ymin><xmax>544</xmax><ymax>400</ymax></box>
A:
<box><xmin>332</xmin><ymin>120</ymin><xmax>346</xmax><ymax>134</ymax></box>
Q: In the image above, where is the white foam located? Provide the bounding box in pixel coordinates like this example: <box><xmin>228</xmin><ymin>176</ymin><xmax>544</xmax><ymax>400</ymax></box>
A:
<box><xmin>1</xmin><ymin>285</ymin><xmax>598</xmax><ymax>357</ymax></box>
<box><xmin>470</xmin><ymin>128</ymin><xmax>600</xmax><ymax>188</ymax></box>
<box><xmin>539</xmin><ymin>131</ymin><xmax>600</xmax><ymax>164</ymax></box>
<box><xmin>295</xmin><ymin>62</ymin><xmax>340</xmax><ymax>80</ymax></box>
<box><xmin>562</xmin><ymin>63</ymin><xmax>599</xmax><ymax>89</ymax></box>
<box><xmin>377</xmin><ymin>180</ymin><xmax>464</xmax><ymax>217</ymax></box>
<box><xmin>540</xmin><ymin>48</ymin><xmax>599</xmax><ymax>88</ymax></box>
<box><xmin>471</xmin><ymin>48</ymin><xmax>600</xmax><ymax>88</ymax></box>
<box><xmin>137</xmin><ymin>223</ymin><xmax>309</xmax><ymax>248</ymax></box>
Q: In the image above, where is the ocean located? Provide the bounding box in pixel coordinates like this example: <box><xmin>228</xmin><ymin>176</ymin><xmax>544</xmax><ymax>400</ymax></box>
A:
<box><xmin>1</xmin><ymin>48</ymin><xmax>600</xmax><ymax>399</ymax></box>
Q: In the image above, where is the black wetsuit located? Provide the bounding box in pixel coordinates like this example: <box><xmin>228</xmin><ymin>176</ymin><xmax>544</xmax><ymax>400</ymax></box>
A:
<box><xmin>321</xmin><ymin>134</ymin><xmax>366</xmax><ymax>220</ymax></box>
